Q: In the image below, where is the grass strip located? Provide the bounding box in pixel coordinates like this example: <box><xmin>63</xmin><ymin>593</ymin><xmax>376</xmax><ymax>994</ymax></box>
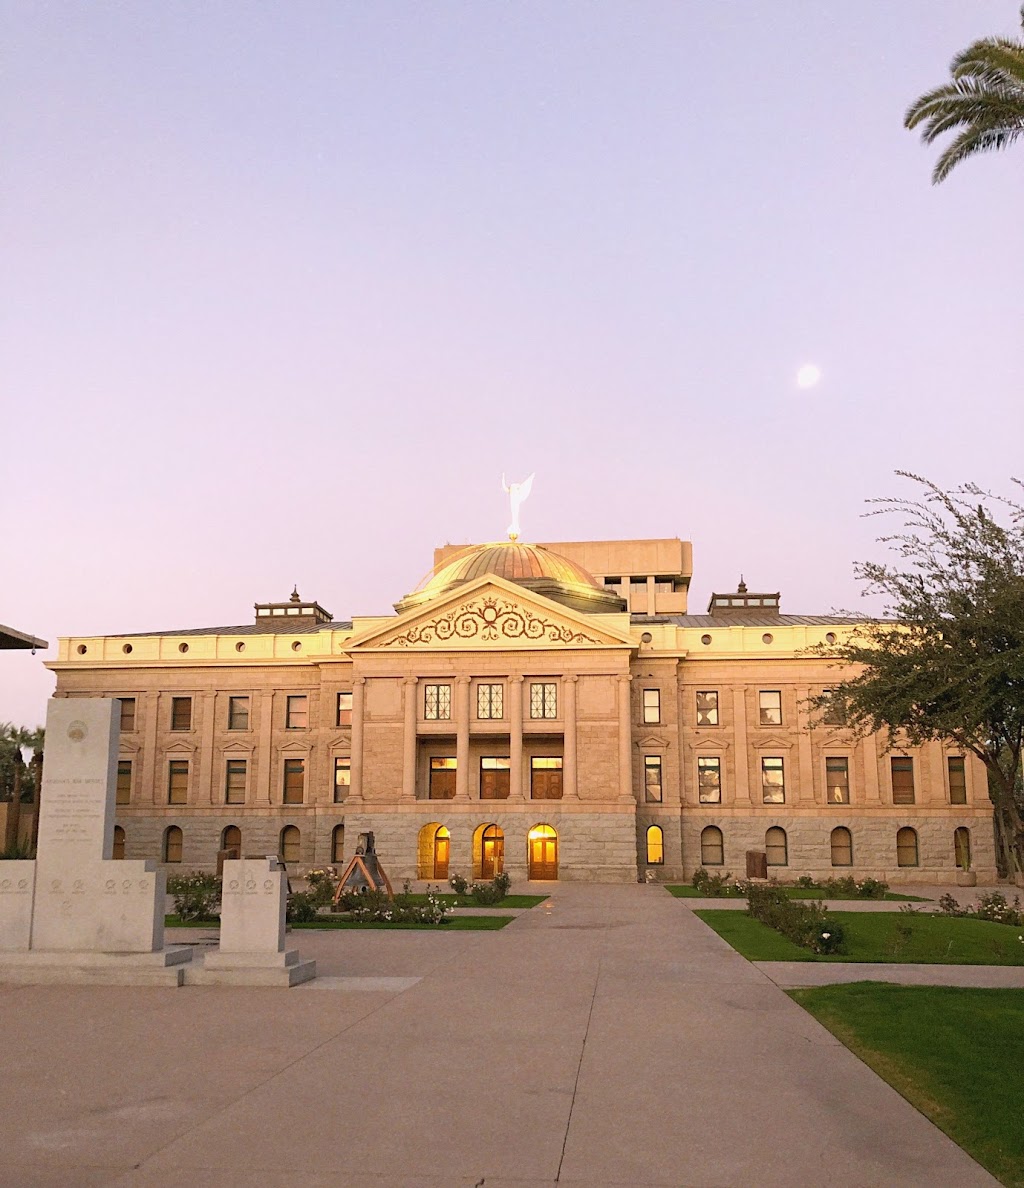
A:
<box><xmin>668</xmin><ymin>885</ymin><xmax>927</xmax><ymax>902</ymax></box>
<box><xmin>697</xmin><ymin>909</ymin><xmax>1024</xmax><ymax>964</ymax></box>
<box><xmin>166</xmin><ymin>914</ymin><xmax>514</xmax><ymax>931</ymax></box>
<box><xmin>791</xmin><ymin>984</ymin><xmax>1024</xmax><ymax>1187</ymax></box>
<box><xmin>400</xmin><ymin>893</ymin><xmax>547</xmax><ymax>908</ymax></box>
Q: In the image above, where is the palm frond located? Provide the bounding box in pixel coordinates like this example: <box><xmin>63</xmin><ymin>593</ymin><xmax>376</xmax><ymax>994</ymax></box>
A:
<box><xmin>953</xmin><ymin>41</ymin><xmax>1024</xmax><ymax>88</ymax></box>
<box><xmin>932</xmin><ymin>123</ymin><xmax>1023</xmax><ymax>184</ymax></box>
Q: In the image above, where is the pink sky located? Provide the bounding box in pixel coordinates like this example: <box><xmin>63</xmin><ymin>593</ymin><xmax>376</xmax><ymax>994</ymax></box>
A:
<box><xmin>3</xmin><ymin>1</ymin><xmax>1022</xmax><ymax>729</ymax></box>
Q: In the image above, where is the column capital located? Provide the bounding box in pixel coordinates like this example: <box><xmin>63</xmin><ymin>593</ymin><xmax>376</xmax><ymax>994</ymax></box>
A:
<box><xmin>457</xmin><ymin>675</ymin><xmax>471</xmax><ymax>686</ymax></box>
<box><xmin>353</xmin><ymin>676</ymin><xmax>366</xmax><ymax>687</ymax></box>
<box><xmin>510</xmin><ymin>675</ymin><xmax>524</xmax><ymax>686</ymax></box>
<box><xmin>617</xmin><ymin>674</ymin><xmax>633</xmax><ymax>685</ymax></box>
<box><xmin>403</xmin><ymin>676</ymin><xmax>419</xmax><ymax>687</ymax></box>
<box><xmin>566</xmin><ymin>674</ymin><xmax>578</xmax><ymax>685</ymax></box>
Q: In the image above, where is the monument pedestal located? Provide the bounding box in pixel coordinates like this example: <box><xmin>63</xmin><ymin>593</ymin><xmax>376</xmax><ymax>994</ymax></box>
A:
<box><xmin>0</xmin><ymin>946</ymin><xmax>193</xmax><ymax>986</ymax></box>
<box><xmin>188</xmin><ymin>948</ymin><xmax>315</xmax><ymax>987</ymax></box>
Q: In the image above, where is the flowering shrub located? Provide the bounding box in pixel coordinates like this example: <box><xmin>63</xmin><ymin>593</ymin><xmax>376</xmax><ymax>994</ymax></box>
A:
<box><xmin>348</xmin><ymin>886</ymin><xmax>451</xmax><ymax>925</ymax></box>
<box><xmin>286</xmin><ymin>890</ymin><xmax>321</xmax><ymax>923</ymax></box>
<box><xmin>304</xmin><ymin>866</ymin><xmax>338</xmax><ymax>908</ymax></box>
<box><xmin>747</xmin><ymin>881</ymin><xmax>845</xmax><ymax>954</ymax></box>
<box><xmin>466</xmin><ymin>873</ymin><xmax>513</xmax><ymax>905</ymax></box>
<box><xmin>167</xmin><ymin>872</ymin><xmax>221</xmax><ymax>922</ymax></box>
<box><xmin>692</xmin><ymin>868</ymin><xmax>742</xmax><ymax>896</ymax></box>
<box><xmin>449</xmin><ymin>873</ymin><xmax>469</xmax><ymax>896</ymax></box>
<box><xmin>820</xmin><ymin>876</ymin><xmax>889</xmax><ymax>899</ymax></box>
<box><xmin>939</xmin><ymin>890</ymin><xmax>1023</xmax><ymax>926</ymax></box>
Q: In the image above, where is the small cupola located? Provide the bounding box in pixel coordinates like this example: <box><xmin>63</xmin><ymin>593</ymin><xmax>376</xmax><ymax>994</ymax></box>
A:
<box><xmin>707</xmin><ymin>577</ymin><xmax>780</xmax><ymax>617</ymax></box>
<box><xmin>254</xmin><ymin>587</ymin><xmax>333</xmax><ymax>630</ymax></box>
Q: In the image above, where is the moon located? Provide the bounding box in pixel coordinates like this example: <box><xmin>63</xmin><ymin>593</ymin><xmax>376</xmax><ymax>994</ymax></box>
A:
<box><xmin>796</xmin><ymin>363</ymin><xmax>822</xmax><ymax>390</ymax></box>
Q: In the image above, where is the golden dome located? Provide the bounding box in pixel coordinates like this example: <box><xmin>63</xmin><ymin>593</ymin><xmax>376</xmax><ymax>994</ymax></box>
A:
<box><xmin>396</xmin><ymin>541</ymin><xmax>626</xmax><ymax>615</ymax></box>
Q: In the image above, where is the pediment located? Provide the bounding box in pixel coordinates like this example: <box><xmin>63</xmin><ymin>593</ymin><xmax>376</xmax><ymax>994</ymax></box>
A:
<box><xmin>347</xmin><ymin>575</ymin><xmax>634</xmax><ymax>652</ymax></box>
<box><xmin>165</xmin><ymin>740</ymin><xmax>194</xmax><ymax>754</ymax></box>
<box><xmin>755</xmin><ymin>736</ymin><xmax>794</xmax><ymax>751</ymax></box>
<box><xmin>222</xmin><ymin>740</ymin><xmax>253</xmax><ymax>755</ymax></box>
<box><xmin>688</xmin><ymin>737</ymin><xmax>732</xmax><ymax>752</ymax></box>
<box><xmin>279</xmin><ymin>740</ymin><xmax>311</xmax><ymax>754</ymax></box>
<box><xmin>635</xmin><ymin>735</ymin><xmax>671</xmax><ymax>749</ymax></box>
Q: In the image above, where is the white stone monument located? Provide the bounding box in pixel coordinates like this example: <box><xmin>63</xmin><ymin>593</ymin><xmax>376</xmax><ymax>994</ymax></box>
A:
<box><xmin>0</xmin><ymin>698</ymin><xmax>192</xmax><ymax>985</ymax></box>
<box><xmin>191</xmin><ymin>857</ymin><xmax>315</xmax><ymax>987</ymax></box>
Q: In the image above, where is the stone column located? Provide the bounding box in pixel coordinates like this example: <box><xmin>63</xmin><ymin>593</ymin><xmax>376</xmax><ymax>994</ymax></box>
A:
<box><xmin>732</xmin><ymin>688</ymin><xmax>753</xmax><ymax>805</ymax></box>
<box><xmin>795</xmin><ymin>686</ymin><xmax>816</xmax><ymax>803</ymax></box>
<box><xmin>402</xmin><ymin>677</ymin><xmax>418</xmax><ymax>800</ymax></box>
<box><xmin>144</xmin><ymin>691</ymin><xmax>160</xmax><ymax>807</ymax></box>
<box><xmin>646</xmin><ymin>575</ymin><xmax>657</xmax><ymax>615</ymax></box>
<box><xmin>510</xmin><ymin>677</ymin><xmax>525</xmax><ymax>801</ymax></box>
<box><xmin>861</xmin><ymin>735</ymin><xmax>882</xmax><ymax>805</ymax></box>
<box><xmin>455</xmin><ymin>677</ymin><xmax>471</xmax><ymax>800</ymax></box>
<box><xmin>255</xmin><ymin>692</ymin><xmax>273</xmax><ymax>805</ymax></box>
<box><xmin>617</xmin><ymin>675</ymin><xmax>633</xmax><ymax>801</ymax></box>
<box><xmin>349</xmin><ymin>678</ymin><xmax>366</xmax><ymax>802</ymax></box>
<box><xmin>563</xmin><ymin>675</ymin><xmax>578</xmax><ymax>799</ymax></box>
<box><xmin>199</xmin><ymin>691</ymin><xmax>217</xmax><ymax>806</ymax></box>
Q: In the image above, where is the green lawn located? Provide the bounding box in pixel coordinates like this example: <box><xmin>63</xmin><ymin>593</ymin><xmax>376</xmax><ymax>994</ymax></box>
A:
<box><xmin>401</xmin><ymin>893</ymin><xmax>548</xmax><ymax>909</ymax></box>
<box><xmin>668</xmin><ymin>885</ymin><xmax>927</xmax><ymax>902</ymax></box>
<box><xmin>697</xmin><ymin>909</ymin><xmax>1024</xmax><ymax>964</ymax></box>
<box><xmin>791</xmin><ymin>984</ymin><xmax>1024</xmax><ymax>1187</ymax></box>
<box><xmin>166</xmin><ymin>913</ymin><xmax>514</xmax><ymax>931</ymax></box>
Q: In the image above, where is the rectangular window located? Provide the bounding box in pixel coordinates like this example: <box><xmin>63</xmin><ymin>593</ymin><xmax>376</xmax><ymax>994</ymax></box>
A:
<box><xmin>119</xmin><ymin>698</ymin><xmax>136</xmax><ymax>732</ymax></box>
<box><xmin>429</xmin><ymin>757</ymin><xmax>457</xmax><ymax>799</ymax></box>
<box><xmin>477</xmin><ymin>683</ymin><xmax>504</xmax><ymax>720</ymax></box>
<box><xmin>480</xmin><ymin>756</ymin><xmax>510</xmax><ymax>799</ymax></box>
<box><xmin>826</xmin><ymin>756</ymin><xmax>850</xmax><ymax>804</ymax></box>
<box><xmin>642</xmin><ymin>689</ymin><xmax>661</xmax><ymax>724</ymax></box>
<box><xmin>530</xmin><ymin>682</ymin><xmax>558</xmax><ymax>719</ymax></box>
<box><xmin>697</xmin><ymin>756</ymin><xmax>722</xmax><ymax>804</ymax></box>
<box><xmin>228</xmin><ymin>696</ymin><xmax>250</xmax><ymax>731</ymax></box>
<box><xmin>116</xmin><ymin>760</ymin><xmax>132</xmax><ymax>805</ymax></box>
<box><xmin>530</xmin><ymin>756</ymin><xmax>563</xmax><ymax>799</ymax></box>
<box><xmin>225</xmin><ymin>759</ymin><xmax>247</xmax><ymax>805</ymax></box>
<box><xmin>286</xmin><ymin>695</ymin><xmax>308</xmax><ymax>729</ymax></box>
<box><xmin>821</xmin><ymin>688</ymin><xmax>846</xmax><ymax>727</ymax></box>
<box><xmin>283</xmin><ymin>758</ymin><xmax>305</xmax><ymax>804</ymax></box>
<box><xmin>761</xmin><ymin>756</ymin><xmax>785</xmax><ymax>804</ymax></box>
<box><xmin>334</xmin><ymin>757</ymin><xmax>350</xmax><ymax>803</ymax></box>
<box><xmin>167</xmin><ymin>760</ymin><xmax>189</xmax><ymax>805</ymax></box>
<box><xmin>424</xmin><ymin>684</ymin><xmax>452</xmax><ymax>721</ymax></box>
<box><xmin>948</xmin><ymin>756</ymin><xmax>967</xmax><ymax>805</ymax></box>
<box><xmin>644</xmin><ymin>755</ymin><xmax>663</xmax><ymax>803</ymax></box>
<box><xmin>696</xmin><ymin>691</ymin><xmax>719</xmax><ymax>726</ymax></box>
<box><xmin>336</xmin><ymin>691</ymin><xmax>353</xmax><ymax>727</ymax></box>
<box><xmin>758</xmin><ymin>691</ymin><xmax>782</xmax><ymax>726</ymax></box>
<box><xmin>171</xmin><ymin>697</ymin><xmax>192</xmax><ymax>731</ymax></box>
<box><xmin>891</xmin><ymin>757</ymin><xmax>915</xmax><ymax>805</ymax></box>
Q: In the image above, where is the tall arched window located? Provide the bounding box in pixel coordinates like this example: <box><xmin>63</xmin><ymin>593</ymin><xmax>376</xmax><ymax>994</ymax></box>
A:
<box><xmin>332</xmin><ymin>824</ymin><xmax>345</xmax><ymax>864</ymax></box>
<box><xmin>953</xmin><ymin>827</ymin><xmax>971</xmax><ymax>869</ymax></box>
<box><xmin>830</xmin><ymin>827</ymin><xmax>853</xmax><ymax>867</ymax></box>
<box><xmin>765</xmin><ymin>826</ymin><xmax>788</xmax><ymax>867</ymax></box>
<box><xmin>646</xmin><ymin>825</ymin><xmax>664</xmax><ymax>865</ymax></box>
<box><xmin>700</xmin><ymin>826</ymin><xmax>724</xmax><ymax>866</ymax></box>
<box><xmin>896</xmin><ymin>827</ymin><xmax>919</xmax><ymax>867</ymax></box>
<box><xmin>112</xmin><ymin>825</ymin><xmax>126</xmax><ymax>860</ymax></box>
<box><xmin>163</xmin><ymin>825</ymin><xmax>183</xmax><ymax>864</ymax></box>
<box><xmin>280</xmin><ymin>825</ymin><xmax>300</xmax><ymax>865</ymax></box>
<box><xmin>221</xmin><ymin>825</ymin><xmax>241</xmax><ymax>852</ymax></box>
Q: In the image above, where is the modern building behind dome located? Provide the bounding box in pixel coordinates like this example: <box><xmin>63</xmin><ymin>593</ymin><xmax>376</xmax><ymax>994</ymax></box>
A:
<box><xmin>395</xmin><ymin>541</ymin><xmax>626</xmax><ymax>615</ymax></box>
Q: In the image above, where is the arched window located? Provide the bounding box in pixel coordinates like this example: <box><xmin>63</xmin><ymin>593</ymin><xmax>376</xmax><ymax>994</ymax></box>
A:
<box><xmin>163</xmin><ymin>825</ymin><xmax>182</xmax><ymax>864</ymax></box>
<box><xmin>221</xmin><ymin>825</ymin><xmax>241</xmax><ymax>853</ymax></box>
<box><xmin>646</xmin><ymin>825</ymin><xmax>664</xmax><ymax>865</ymax></box>
<box><xmin>280</xmin><ymin>825</ymin><xmax>300</xmax><ymax>865</ymax></box>
<box><xmin>896</xmin><ymin>827</ymin><xmax>919</xmax><ymax>867</ymax></box>
<box><xmin>700</xmin><ymin>826</ymin><xmax>724</xmax><ymax>866</ymax></box>
<box><xmin>830</xmin><ymin>827</ymin><xmax>853</xmax><ymax>867</ymax></box>
<box><xmin>954</xmin><ymin>827</ymin><xmax>971</xmax><ymax>870</ymax></box>
<box><xmin>112</xmin><ymin>825</ymin><xmax>126</xmax><ymax>860</ymax></box>
<box><xmin>765</xmin><ymin>827</ymin><xmax>788</xmax><ymax>867</ymax></box>
<box><xmin>332</xmin><ymin>824</ymin><xmax>345</xmax><ymax>864</ymax></box>
<box><xmin>528</xmin><ymin>824</ymin><xmax>558</xmax><ymax>881</ymax></box>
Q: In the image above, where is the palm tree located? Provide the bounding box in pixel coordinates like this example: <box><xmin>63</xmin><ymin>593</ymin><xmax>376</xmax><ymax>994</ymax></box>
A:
<box><xmin>905</xmin><ymin>5</ymin><xmax>1024</xmax><ymax>183</ymax></box>
<box><xmin>1</xmin><ymin>725</ymin><xmax>32</xmax><ymax>851</ymax></box>
<box><xmin>27</xmin><ymin>726</ymin><xmax>44</xmax><ymax>853</ymax></box>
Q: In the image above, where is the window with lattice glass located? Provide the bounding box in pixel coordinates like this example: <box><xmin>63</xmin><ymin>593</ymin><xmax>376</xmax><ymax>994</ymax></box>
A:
<box><xmin>826</xmin><ymin>756</ymin><xmax>850</xmax><ymax>804</ymax></box>
<box><xmin>225</xmin><ymin>759</ymin><xmax>247</xmax><ymax>805</ymax></box>
<box><xmin>286</xmin><ymin>695</ymin><xmax>308</xmax><ymax>729</ymax></box>
<box><xmin>171</xmin><ymin>697</ymin><xmax>192</xmax><ymax>731</ymax></box>
<box><xmin>948</xmin><ymin>757</ymin><xmax>967</xmax><ymax>804</ymax></box>
<box><xmin>477</xmin><ymin>683</ymin><xmax>504</xmax><ymax>719</ymax></box>
<box><xmin>334</xmin><ymin>758</ymin><xmax>350</xmax><ymax>803</ymax></box>
<box><xmin>761</xmin><ymin>756</ymin><xmax>785</xmax><ymax>804</ymax></box>
<box><xmin>644</xmin><ymin>756</ymin><xmax>662</xmax><ymax>803</ymax></box>
<box><xmin>228</xmin><ymin>696</ymin><xmax>249</xmax><ymax>730</ymax></box>
<box><xmin>530</xmin><ymin>682</ymin><xmax>557</xmax><ymax>719</ymax></box>
<box><xmin>336</xmin><ymin>691</ymin><xmax>352</xmax><ymax>727</ymax></box>
<box><xmin>642</xmin><ymin>689</ymin><xmax>660</xmax><ymax>724</ymax></box>
<box><xmin>698</xmin><ymin>756</ymin><xmax>722</xmax><ymax>803</ymax></box>
<box><xmin>696</xmin><ymin>691</ymin><xmax>719</xmax><ymax>726</ymax></box>
<box><xmin>115</xmin><ymin>760</ymin><xmax>132</xmax><ymax>805</ymax></box>
<box><xmin>167</xmin><ymin>761</ymin><xmax>188</xmax><ymax>805</ymax></box>
<box><xmin>283</xmin><ymin>758</ymin><xmax>305</xmax><ymax>804</ymax></box>
<box><xmin>891</xmin><ymin>757</ymin><xmax>915</xmax><ymax>805</ymax></box>
<box><xmin>758</xmin><ymin>690</ymin><xmax>782</xmax><ymax>726</ymax></box>
<box><xmin>119</xmin><ymin>698</ymin><xmax>136</xmax><ymax>732</ymax></box>
<box><xmin>424</xmin><ymin>684</ymin><xmax>451</xmax><ymax>720</ymax></box>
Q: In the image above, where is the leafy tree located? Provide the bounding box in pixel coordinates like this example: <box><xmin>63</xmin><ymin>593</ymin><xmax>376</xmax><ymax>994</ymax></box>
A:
<box><xmin>904</xmin><ymin>5</ymin><xmax>1024</xmax><ymax>183</ymax></box>
<box><xmin>810</xmin><ymin>474</ymin><xmax>1024</xmax><ymax>875</ymax></box>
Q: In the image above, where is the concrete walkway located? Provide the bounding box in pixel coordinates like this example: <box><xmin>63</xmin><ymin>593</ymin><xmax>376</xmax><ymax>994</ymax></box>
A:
<box><xmin>0</xmin><ymin>883</ymin><xmax>999</xmax><ymax>1187</ymax></box>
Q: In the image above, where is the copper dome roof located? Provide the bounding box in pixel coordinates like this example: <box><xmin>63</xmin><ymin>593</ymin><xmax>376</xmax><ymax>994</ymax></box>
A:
<box><xmin>395</xmin><ymin>541</ymin><xmax>626</xmax><ymax>615</ymax></box>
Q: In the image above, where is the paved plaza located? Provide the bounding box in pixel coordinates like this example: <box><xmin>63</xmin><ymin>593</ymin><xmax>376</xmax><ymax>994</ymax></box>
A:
<box><xmin>0</xmin><ymin>884</ymin><xmax>1001</xmax><ymax>1187</ymax></box>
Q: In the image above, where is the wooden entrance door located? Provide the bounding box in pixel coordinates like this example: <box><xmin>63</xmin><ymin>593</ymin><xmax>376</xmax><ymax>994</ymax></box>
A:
<box><xmin>433</xmin><ymin>829</ymin><xmax>450</xmax><ymax>879</ymax></box>
<box><xmin>531</xmin><ymin>757</ymin><xmax>563</xmax><ymax>799</ymax></box>
<box><xmin>529</xmin><ymin>828</ymin><xmax>558</xmax><ymax>880</ymax></box>
<box><xmin>481</xmin><ymin>827</ymin><xmax>504</xmax><ymax>878</ymax></box>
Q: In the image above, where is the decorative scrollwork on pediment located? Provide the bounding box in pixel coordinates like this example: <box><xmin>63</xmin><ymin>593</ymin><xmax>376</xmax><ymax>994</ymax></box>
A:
<box><xmin>382</xmin><ymin>596</ymin><xmax>603</xmax><ymax>647</ymax></box>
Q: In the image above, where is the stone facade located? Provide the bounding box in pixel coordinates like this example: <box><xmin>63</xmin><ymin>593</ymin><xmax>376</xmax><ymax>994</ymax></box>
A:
<box><xmin>45</xmin><ymin>539</ymin><xmax>997</xmax><ymax>885</ymax></box>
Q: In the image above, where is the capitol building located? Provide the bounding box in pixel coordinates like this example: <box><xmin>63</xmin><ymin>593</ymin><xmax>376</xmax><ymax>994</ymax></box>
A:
<box><xmin>46</xmin><ymin>534</ymin><xmax>994</xmax><ymax>884</ymax></box>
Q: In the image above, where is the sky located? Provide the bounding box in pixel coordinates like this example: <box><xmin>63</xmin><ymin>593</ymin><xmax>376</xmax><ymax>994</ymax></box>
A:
<box><xmin>3</xmin><ymin>1</ymin><xmax>1022</xmax><ymax>729</ymax></box>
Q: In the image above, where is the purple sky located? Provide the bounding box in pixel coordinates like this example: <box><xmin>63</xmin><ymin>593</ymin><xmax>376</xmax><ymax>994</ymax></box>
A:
<box><xmin>4</xmin><ymin>2</ymin><xmax>1023</xmax><ymax>729</ymax></box>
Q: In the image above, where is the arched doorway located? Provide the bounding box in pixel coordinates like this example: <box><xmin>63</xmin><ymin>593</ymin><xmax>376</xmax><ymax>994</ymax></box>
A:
<box><xmin>528</xmin><ymin>824</ymin><xmax>558</xmax><ymax>881</ymax></box>
<box><xmin>481</xmin><ymin>825</ymin><xmax>504</xmax><ymax>879</ymax></box>
<box><xmin>221</xmin><ymin>825</ymin><xmax>241</xmax><ymax>856</ymax></box>
<box><xmin>417</xmin><ymin>822</ymin><xmax>450</xmax><ymax>880</ymax></box>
